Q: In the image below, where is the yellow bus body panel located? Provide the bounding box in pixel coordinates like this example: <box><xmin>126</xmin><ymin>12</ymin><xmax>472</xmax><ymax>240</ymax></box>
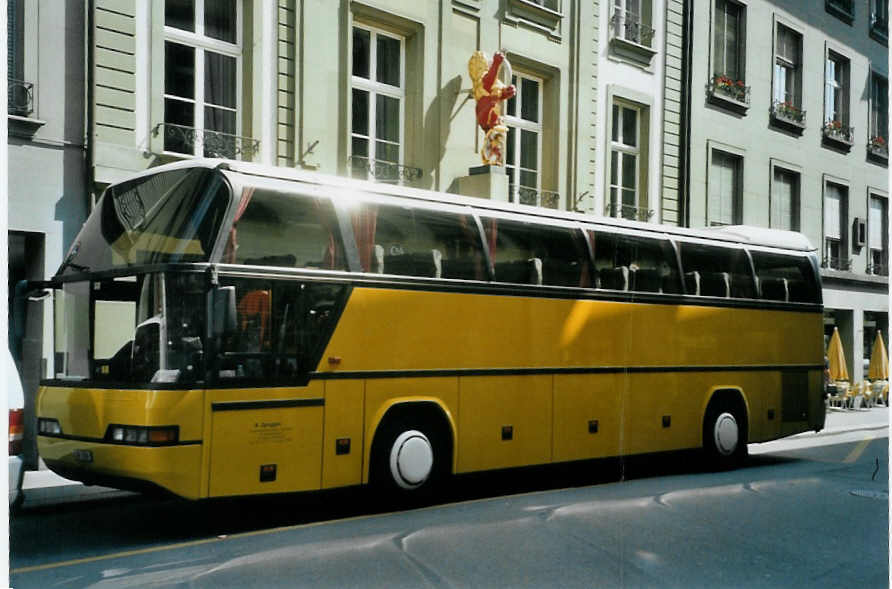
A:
<box><xmin>205</xmin><ymin>382</ymin><xmax>324</xmax><ymax>498</ymax></box>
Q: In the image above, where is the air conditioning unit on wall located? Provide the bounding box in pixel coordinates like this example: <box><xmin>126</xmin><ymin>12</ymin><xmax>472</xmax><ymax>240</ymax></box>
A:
<box><xmin>853</xmin><ymin>217</ymin><xmax>867</xmax><ymax>249</ymax></box>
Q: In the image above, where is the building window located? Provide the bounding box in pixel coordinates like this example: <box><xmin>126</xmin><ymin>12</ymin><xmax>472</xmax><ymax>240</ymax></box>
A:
<box><xmin>708</xmin><ymin>149</ymin><xmax>742</xmax><ymax>226</ymax></box>
<box><xmin>709</xmin><ymin>0</ymin><xmax>749</xmax><ymax>107</ymax></box>
<box><xmin>608</xmin><ymin>102</ymin><xmax>646</xmax><ymax>220</ymax></box>
<box><xmin>771</xmin><ymin>24</ymin><xmax>804</xmax><ymax>128</ymax></box>
<box><xmin>611</xmin><ymin>0</ymin><xmax>654</xmax><ymax>47</ymax></box>
<box><xmin>869</xmin><ymin>73</ymin><xmax>888</xmax><ymax>158</ymax></box>
<box><xmin>505</xmin><ymin>73</ymin><xmax>546</xmax><ymax>207</ymax></box>
<box><xmin>771</xmin><ymin>166</ymin><xmax>800</xmax><ymax>232</ymax></box>
<box><xmin>823</xmin><ymin>51</ymin><xmax>852</xmax><ymax>145</ymax></box>
<box><xmin>871</xmin><ymin>0</ymin><xmax>889</xmax><ymax>42</ymax></box>
<box><xmin>869</xmin><ymin>194</ymin><xmax>888</xmax><ymax>275</ymax></box>
<box><xmin>823</xmin><ymin>182</ymin><xmax>849</xmax><ymax>270</ymax></box>
<box><xmin>7</xmin><ymin>0</ymin><xmax>32</xmax><ymax>117</ymax></box>
<box><xmin>163</xmin><ymin>0</ymin><xmax>241</xmax><ymax>157</ymax></box>
<box><xmin>826</xmin><ymin>0</ymin><xmax>854</xmax><ymax>24</ymax></box>
<box><xmin>350</xmin><ymin>24</ymin><xmax>405</xmax><ymax>183</ymax></box>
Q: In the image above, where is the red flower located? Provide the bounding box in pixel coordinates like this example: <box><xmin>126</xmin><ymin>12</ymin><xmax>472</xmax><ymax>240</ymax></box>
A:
<box><xmin>736</xmin><ymin>80</ymin><xmax>745</xmax><ymax>87</ymax></box>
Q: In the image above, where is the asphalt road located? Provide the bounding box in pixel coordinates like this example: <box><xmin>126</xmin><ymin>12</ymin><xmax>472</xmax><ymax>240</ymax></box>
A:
<box><xmin>11</xmin><ymin>433</ymin><xmax>889</xmax><ymax>588</ymax></box>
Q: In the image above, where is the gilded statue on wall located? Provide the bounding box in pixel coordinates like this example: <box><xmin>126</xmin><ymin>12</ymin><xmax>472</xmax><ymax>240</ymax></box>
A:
<box><xmin>468</xmin><ymin>51</ymin><xmax>516</xmax><ymax>166</ymax></box>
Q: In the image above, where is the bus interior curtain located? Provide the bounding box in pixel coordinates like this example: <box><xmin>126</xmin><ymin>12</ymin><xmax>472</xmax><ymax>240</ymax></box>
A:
<box><xmin>351</xmin><ymin>204</ymin><xmax>378</xmax><ymax>272</ymax></box>
<box><xmin>458</xmin><ymin>214</ymin><xmax>486</xmax><ymax>280</ymax></box>
<box><xmin>486</xmin><ymin>218</ymin><xmax>498</xmax><ymax>262</ymax></box>
<box><xmin>223</xmin><ymin>188</ymin><xmax>256</xmax><ymax>263</ymax></box>
<box><xmin>313</xmin><ymin>197</ymin><xmax>339</xmax><ymax>270</ymax></box>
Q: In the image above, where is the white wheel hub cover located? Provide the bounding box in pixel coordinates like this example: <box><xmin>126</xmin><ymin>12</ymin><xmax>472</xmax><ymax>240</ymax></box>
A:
<box><xmin>713</xmin><ymin>412</ymin><xmax>739</xmax><ymax>456</ymax></box>
<box><xmin>389</xmin><ymin>430</ymin><xmax>434</xmax><ymax>490</ymax></box>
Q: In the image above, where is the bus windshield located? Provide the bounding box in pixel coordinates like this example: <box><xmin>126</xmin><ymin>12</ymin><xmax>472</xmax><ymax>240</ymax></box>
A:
<box><xmin>59</xmin><ymin>168</ymin><xmax>231</xmax><ymax>275</ymax></box>
<box><xmin>55</xmin><ymin>273</ymin><xmax>207</xmax><ymax>384</ymax></box>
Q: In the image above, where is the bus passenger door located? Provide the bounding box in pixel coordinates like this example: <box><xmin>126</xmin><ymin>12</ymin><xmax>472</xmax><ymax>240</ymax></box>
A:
<box><xmin>205</xmin><ymin>278</ymin><xmax>346</xmax><ymax>497</ymax></box>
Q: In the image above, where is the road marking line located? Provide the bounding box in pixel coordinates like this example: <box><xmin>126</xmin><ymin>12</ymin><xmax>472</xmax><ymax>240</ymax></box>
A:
<box><xmin>843</xmin><ymin>437</ymin><xmax>873</xmax><ymax>464</ymax></box>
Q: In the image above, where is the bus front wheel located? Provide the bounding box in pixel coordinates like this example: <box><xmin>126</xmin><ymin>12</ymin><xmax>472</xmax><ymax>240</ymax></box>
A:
<box><xmin>702</xmin><ymin>400</ymin><xmax>747</xmax><ymax>470</ymax></box>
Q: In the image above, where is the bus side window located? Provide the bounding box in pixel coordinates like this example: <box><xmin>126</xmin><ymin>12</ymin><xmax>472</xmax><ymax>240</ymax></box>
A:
<box><xmin>366</xmin><ymin>205</ymin><xmax>486</xmax><ymax>280</ymax></box>
<box><xmin>483</xmin><ymin>218</ymin><xmax>589</xmax><ymax>287</ymax></box>
<box><xmin>679</xmin><ymin>243</ymin><xmax>756</xmax><ymax>299</ymax></box>
<box><xmin>588</xmin><ymin>230</ymin><xmax>679</xmax><ymax>294</ymax></box>
<box><xmin>227</xmin><ymin>189</ymin><xmax>346</xmax><ymax>271</ymax></box>
<box><xmin>750</xmin><ymin>251</ymin><xmax>820</xmax><ymax>304</ymax></box>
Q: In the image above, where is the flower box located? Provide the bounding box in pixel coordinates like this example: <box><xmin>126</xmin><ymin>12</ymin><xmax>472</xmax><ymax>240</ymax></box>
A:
<box><xmin>707</xmin><ymin>75</ymin><xmax>750</xmax><ymax>112</ymax></box>
<box><xmin>821</xmin><ymin>120</ymin><xmax>854</xmax><ymax>149</ymax></box>
<box><xmin>770</xmin><ymin>100</ymin><xmax>806</xmax><ymax>131</ymax></box>
<box><xmin>868</xmin><ymin>136</ymin><xmax>888</xmax><ymax>160</ymax></box>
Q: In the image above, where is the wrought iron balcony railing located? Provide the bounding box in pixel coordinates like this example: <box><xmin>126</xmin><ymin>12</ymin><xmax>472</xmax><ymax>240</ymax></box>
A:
<box><xmin>153</xmin><ymin>123</ymin><xmax>260</xmax><ymax>160</ymax></box>
<box><xmin>770</xmin><ymin>100</ymin><xmax>806</xmax><ymax>128</ymax></box>
<box><xmin>822</xmin><ymin>256</ymin><xmax>852</xmax><ymax>271</ymax></box>
<box><xmin>867</xmin><ymin>261</ymin><xmax>889</xmax><ymax>276</ymax></box>
<box><xmin>609</xmin><ymin>11</ymin><xmax>655</xmax><ymax>48</ymax></box>
<box><xmin>348</xmin><ymin>156</ymin><xmax>422</xmax><ymax>183</ymax></box>
<box><xmin>605</xmin><ymin>202</ymin><xmax>654</xmax><ymax>222</ymax></box>
<box><xmin>514</xmin><ymin>186</ymin><xmax>560</xmax><ymax>209</ymax></box>
<box><xmin>8</xmin><ymin>79</ymin><xmax>34</xmax><ymax>117</ymax></box>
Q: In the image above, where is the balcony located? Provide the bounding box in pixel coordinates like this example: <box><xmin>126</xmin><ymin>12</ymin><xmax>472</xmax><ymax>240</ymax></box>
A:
<box><xmin>867</xmin><ymin>136</ymin><xmax>888</xmax><ymax>163</ymax></box>
<box><xmin>153</xmin><ymin>123</ymin><xmax>260</xmax><ymax>160</ymax></box>
<box><xmin>870</xmin><ymin>12</ymin><xmax>888</xmax><ymax>43</ymax></box>
<box><xmin>821</xmin><ymin>120</ymin><xmax>854</xmax><ymax>150</ymax></box>
<box><xmin>770</xmin><ymin>100</ymin><xmax>806</xmax><ymax>133</ymax></box>
<box><xmin>605</xmin><ymin>202</ymin><xmax>654</xmax><ymax>222</ymax></box>
<box><xmin>707</xmin><ymin>75</ymin><xmax>750</xmax><ymax>114</ymax></box>
<box><xmin>608</xmin><ymin>9</ymin><xmax>657</xmax><ymax>67</ymax></box>
<box><xmin>348</xmin><ymin>156</ymin><xmax>422</xmax><ymax>184</ymax></box>
<box><xmin>515</xmin><ymin>186</ymin><xmax>560</xmax><ymax>209</ymax></box>
<box><xmin>7</xmin><ymin>79</ymin><xmax>33</xmax><ymax>117</ymax></box>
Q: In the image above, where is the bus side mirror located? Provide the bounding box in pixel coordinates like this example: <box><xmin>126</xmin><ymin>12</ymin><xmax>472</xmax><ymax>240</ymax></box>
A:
<box><xmin>210</xmin><ymin>286</ymin><xmax>237</xmax><ymax>337</ymax></box>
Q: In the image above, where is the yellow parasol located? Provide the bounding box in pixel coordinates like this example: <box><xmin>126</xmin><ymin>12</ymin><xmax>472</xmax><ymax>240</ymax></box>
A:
<box><xmin>868</xmin><ymin>330</ymin><xmax>888</xmax><ymax>380</ymax></box>
<box><xmin>827</xmin><ymin>327</ymin><xmax>849</xmax><ymax>382</ymax></box>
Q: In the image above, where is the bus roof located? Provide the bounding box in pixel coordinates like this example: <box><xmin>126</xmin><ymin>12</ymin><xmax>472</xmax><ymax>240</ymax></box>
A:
<box><xmin>129</xmin><ymin>158</ymin><xmax>817</xmax><ymax>253</ymax></box>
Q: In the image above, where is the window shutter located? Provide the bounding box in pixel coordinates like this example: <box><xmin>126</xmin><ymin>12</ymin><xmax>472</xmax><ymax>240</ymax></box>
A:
<box><xmin>824</xmin><ymin>185</ymin><xmax>842</xmax><ymax>240</ymax></box>
<box><xmin>869</xmin><ymin>197</ymin><xmax>885</xmax><ymax>249</ymax></box>
<box><xmin>772</xmin><ymin>169</ymin><xmax>793</xmax><ymax>231</ymax></box>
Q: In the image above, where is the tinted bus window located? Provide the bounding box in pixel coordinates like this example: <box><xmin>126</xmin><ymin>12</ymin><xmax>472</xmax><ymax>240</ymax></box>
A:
<box><xmin>224</xmin><ymin>189</ymin><xmax>346</xmax><ymax>270</ymax></box>
<box><xmin>482</xmin><ymin>217</ymin><xmax>591</xmax><ymax>287</ymax></box>
<box><xmin>679</xmin><ymin>243</ymin><xmax>755</xmax><ymax>299</ymax></box>
<box><xmin>352</xmin><ymin>203</ymin><xmax>486</xmax><ymax>280</ymax></box>
<box><xmin>589</xmin><ymin>231</ymin><xmax>680</xmax><ymax>294</ymax></box>
<box><xmin>751</xmin><ymin>251</ymin><xmax>820</xmax><ymax>304</ymax></box>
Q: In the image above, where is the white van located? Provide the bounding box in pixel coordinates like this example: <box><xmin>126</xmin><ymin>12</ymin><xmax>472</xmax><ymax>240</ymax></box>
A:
<box><xmin>8</xmin><ymin>348</ymin><xmax>25</xmax><ymax>507</ymax></box>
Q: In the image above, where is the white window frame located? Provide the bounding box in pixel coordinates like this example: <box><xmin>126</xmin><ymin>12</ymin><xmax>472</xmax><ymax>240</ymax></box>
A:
<box><xmin>868</xmin><ymin>190</ymin><xmax>888</xmax><ymax>275</ymax></box>
<box><xmin>712</xmin><ymin>0</ymin><xmax>746</xmax><ymax>81</ymax></box>
<box><xmin>162</xmin><ymin>0</ymin><xmax>243</xmax><ymax>157</ymax></box>
<box><xmin>349</xmin><ymin>23</ymin><xmax>406</xmax><ymax>176</ymax></box>
<box><xmin>869</xmin><ymin>71</ymin><xmax>888</xmax><ymax>141</ymax></box>
<box><xmin>773</xmin><ymin>23</ymin><xmax>801</xmax><ymax>107</ymax></box>
<box><xmin>769</xmin><ymin>160</ymin><xmax>800</xmax><ymax>232</ymax></box>
<box><xmin>609</xmin><ymin>100</ymin><xmax>641</xmax><ymax>220</ymax></box>
<box><xmin>504</xmin><ymin>72</ymin><xmax>544</xmax><ymax>206</ymax></box>
<box><xmin>824</xmin><ymin>50</ymin><xmax>849</xmax><ymax>125</ymax></box>
<box><xmin>707</xmin><ymin>144</ymin><xmax>743</xmax><ymax>227</ymax></box>
<box><xmin>822</xmin><ymin>177</ymin><xmax>849</xmax><ymax>270</ymax></box>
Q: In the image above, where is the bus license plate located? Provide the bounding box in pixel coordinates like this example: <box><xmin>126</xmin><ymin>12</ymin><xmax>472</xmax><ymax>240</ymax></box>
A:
<box><xmin>74</xmin><ymin>449</ymin><xmax>93</xmax><ymax>463</ymax></box>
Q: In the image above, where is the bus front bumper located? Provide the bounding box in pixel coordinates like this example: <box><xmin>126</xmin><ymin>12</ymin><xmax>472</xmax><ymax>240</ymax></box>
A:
<box><xmin>38</xmin><ymin>435</ymin><xmax>203</xmax><ymax>500</ymax></box>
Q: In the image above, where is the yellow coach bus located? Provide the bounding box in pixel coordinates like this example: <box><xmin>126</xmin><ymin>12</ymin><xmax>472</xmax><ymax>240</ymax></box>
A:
<box><xmin>36</xmin><ymin>159</ymin><xmax>825</xmax><ymax>500</ymax></box>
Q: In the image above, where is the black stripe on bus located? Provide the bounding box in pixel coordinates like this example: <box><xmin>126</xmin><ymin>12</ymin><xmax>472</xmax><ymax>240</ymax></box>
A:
<box><xmin>310</xmin><ymin>364</ymin><xmax>823</xmax><ymax>380</ymax></box>
<box><xmin>210</xmin><ymin>398</ymin><xmax>325</xmax><ymax>411</ymax></box>
<box><xmin>37</xmin><ymin>432</ymin><xmax>201</xmax><ymax>447</ymax></box>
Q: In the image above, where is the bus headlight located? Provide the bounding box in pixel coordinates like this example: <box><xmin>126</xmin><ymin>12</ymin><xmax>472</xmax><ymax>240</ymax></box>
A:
<box><xmin>105</xmin><ymin>425</ymin><xmax>179</xmax><ymax>446</ymax></box>
<box><xmin>37</xmin><ymin>418</ymin><xmax>63</xmax><ymax>436</ymax></box>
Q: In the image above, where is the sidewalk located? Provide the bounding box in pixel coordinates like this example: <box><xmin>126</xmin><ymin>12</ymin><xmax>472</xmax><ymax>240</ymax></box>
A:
<box><xmin>17</xmin><ymin>406</ymin><xmax>889</xmax><ymax>509</ymax></box>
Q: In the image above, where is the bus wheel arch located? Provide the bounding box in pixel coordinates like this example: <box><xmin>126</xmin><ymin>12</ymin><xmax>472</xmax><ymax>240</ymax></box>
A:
<box><xmin>702</xmin><ymin>388</ymin><xmax>749</xmax><ymax>469</ymax></box>
<box><xmin>367</xmin><ymin>400</ymin><xmax>455</xmax><ymax>497</ymax></box>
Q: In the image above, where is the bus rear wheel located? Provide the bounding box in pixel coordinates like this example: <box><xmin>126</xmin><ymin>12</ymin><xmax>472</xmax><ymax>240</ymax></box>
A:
<box><xmin>702</xmin><ymin>401</ymin><xmax>747</xmax><ymax>470</ymax></box>
<box><xmin>370</xmin><ymin>415</ymin><xmax>449</xmax><ymax>503</ymax></box>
